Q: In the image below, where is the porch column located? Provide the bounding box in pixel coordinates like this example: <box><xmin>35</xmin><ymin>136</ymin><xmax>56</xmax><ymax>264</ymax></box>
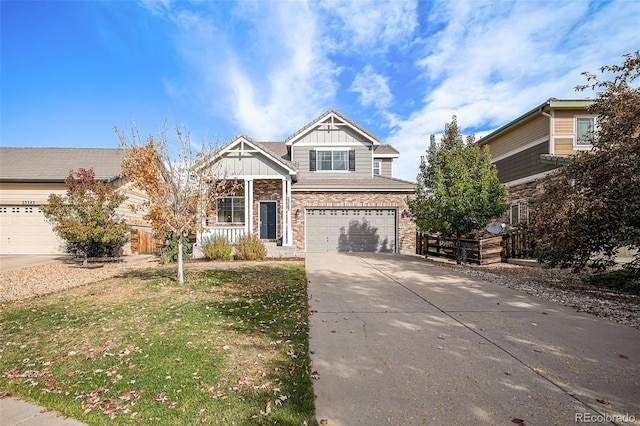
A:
<box><xmin>282</xmin><ymin>177</ymin><xmax>292</xmax><ymax>246</ymax></box>
<box><xmin>245</xmin><ymin>178</ymin><xmax>253</xmax><ymax>237</ymax></box>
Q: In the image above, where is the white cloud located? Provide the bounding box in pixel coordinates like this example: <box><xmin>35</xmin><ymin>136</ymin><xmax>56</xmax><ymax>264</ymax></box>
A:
<box><xmin>161</xmin><ymin>2</ymin><xmax>342</xmax><ymax>140</ymax></box>
<box><xmin>349</xmin><ymin>65</ymin><xmax>392</xmax><ymax>109</ymax></box>
<box><xmin>386</xmin><ymin>0</ymin><xmax>640</xmax><ymax>181</ymax></box>
<box><xmin>320</xmin><ymin>0</ymin><xmax>418</xmax><ymax>51</ymax></box>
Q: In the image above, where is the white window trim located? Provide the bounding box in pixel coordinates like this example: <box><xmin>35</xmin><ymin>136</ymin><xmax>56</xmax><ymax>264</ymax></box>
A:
<box><xmin>216</xmin><ymin>196</ymin><xmax>245</xmax><ymax>225</ymax></box>
<box><xmin>373</xmin><ymin>160</ymin><xmax>381</xmax><ymax>175</ymax></box>
<box><xmin>573</xmin><ymin>114</ymin><xmax>597</xmax><ymax>150</ymax></box>
<box><xmin>509</xmin><ymin>202</ymin><xmax>528</xmax><ymax>225</ymax></box>
<box><xmin>316</xmin><ymin>149</ymin><xmax>349</xmax><ymax>172</ymax></box>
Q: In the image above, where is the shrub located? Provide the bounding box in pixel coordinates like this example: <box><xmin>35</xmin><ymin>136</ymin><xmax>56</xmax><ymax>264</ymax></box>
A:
<box><xmin>201</xmin><ymin>236</ymin><xmax>234</xmax><ymax>260</ymax></box>
<box><xmin>234</xmin><ymin>234</ymin><xmax>267</xmax><ymax>260</ymax></box>
<box><xmin>160</xmin><ymin>232</ymin><xmax>191</xmax><ymax>265</ymax></box>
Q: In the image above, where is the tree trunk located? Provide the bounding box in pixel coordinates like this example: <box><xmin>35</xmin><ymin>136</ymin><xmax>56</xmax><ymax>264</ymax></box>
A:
<box><xmin>177</xmin><ymin>233</ymin><xmax>185</xmax><ymax>285</ymax></box>
<box><xmin>456</xmin><ymin>233</ymin><xmax>462</xmax><ymax>265</ymax></box>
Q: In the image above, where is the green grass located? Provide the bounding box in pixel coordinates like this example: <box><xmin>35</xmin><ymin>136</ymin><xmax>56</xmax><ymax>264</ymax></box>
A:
<box><xmin>585</xmin><ymin>267</ymin><xmax>640</xmax><ymax>295</ymax></box>
<box><xmin>0</xmin><ymin>263</ymin><xmax>317</xmax><ymax>425</ymax></box>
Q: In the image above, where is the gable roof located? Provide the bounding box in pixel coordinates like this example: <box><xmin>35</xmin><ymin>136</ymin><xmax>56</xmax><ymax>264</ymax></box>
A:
<box><xmin>285</xmin><ymin>109</ymin><xmax>381</xmax><ymax>146</ymax></box>
<box><xmin>478</xmin><ymin>98</ymin><xmax>593</xmax><ymax>146</ymax></box>
<box><xmin>373</xmin><ymin>144</ymin><xmax>399</xmax><ymax>157</ymax></box>
<box><xmin>0</xmin><ymin>147</ymin><xmax>125</xmax><ymax>182</ymax></box>
<box><xmin>213</xmin><ymin>134</ymin><xmax>297</xmax><ymax>175</ymax></box>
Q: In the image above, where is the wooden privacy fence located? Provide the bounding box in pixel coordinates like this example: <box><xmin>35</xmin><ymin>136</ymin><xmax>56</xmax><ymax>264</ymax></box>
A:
<box><xmin>415</xmin><ymin>231</ymin><xmax>535</xmax><ymax>265</ymax></box>
<box><xmin>131</xmin><ymin>229</ymin><xmax>160</xmax><ymax>255</ymax></box>
<box><xmin>503</xmin><ymin>230</ymin><xmax>536</xmax><ymax>259</ymax></box>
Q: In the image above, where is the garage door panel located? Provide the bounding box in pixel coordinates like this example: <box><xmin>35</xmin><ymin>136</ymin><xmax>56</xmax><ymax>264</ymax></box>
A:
<box><xmin>306</xmin><ymin>208</ymin><xmax>396</xmax><ymax>253</ymax></box>
<box><xmin>0</xmin><ymin>206</ymin><xmax>64</xmax><ymax>254</ymax></box>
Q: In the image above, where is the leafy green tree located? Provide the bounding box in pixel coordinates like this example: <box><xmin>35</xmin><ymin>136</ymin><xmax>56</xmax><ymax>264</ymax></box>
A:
<box><xmin>409</xmin><ymin>116</ymin><xmax>508</xmax><ymax>264</ymax></box>
<box><xmin>531</xmin><ymin>51</ymin><xmax>640</xmax><ymax>270</ymax></box>
<box><xmin>41</xmin><ymin>168</ymin><xmax>129</xmax><ymax>266</ymax></box>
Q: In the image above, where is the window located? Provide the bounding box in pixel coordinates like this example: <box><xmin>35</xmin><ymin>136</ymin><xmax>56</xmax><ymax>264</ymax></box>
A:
<box><xmin>317</xmin><ymin>150</ymin><xmax>348</xmax><ymax>171</ymax></box>
<box><xmin>373</xmin><ymin>160</ymin><xmax>381</xmax><ymax>175</ymax></box>
<box><xmin>510</xmin><ymin>202</ymin><xmax>528</xmax><ymax>225</ymax></box>
<box><xmin>576</xmin><ymin>116</ymin><xmax>596</xmax><ymax>146</ymax></box>
<box><xmin>216</xmin><ymin>197</ymin><xmax>245</xmax><ymax>224</ymax></box>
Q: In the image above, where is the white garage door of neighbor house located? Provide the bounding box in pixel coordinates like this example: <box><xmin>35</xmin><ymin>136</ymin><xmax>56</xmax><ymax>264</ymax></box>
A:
<box><xmin>305</xmin><ymin>208</ymin><xmax>397</xmax><ymax>253</ymax></box>
<box><xmin>0</xmin><ymin>206</ymin><xmax>64</xmax><ymax>254</ymax></box>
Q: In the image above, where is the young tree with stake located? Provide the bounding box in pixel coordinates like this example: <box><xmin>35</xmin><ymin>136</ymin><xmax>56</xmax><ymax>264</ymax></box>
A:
<box><xmin>116</xmin><ymin>123</ymin><xmax>229</xmax><ymax>284</ymax></box>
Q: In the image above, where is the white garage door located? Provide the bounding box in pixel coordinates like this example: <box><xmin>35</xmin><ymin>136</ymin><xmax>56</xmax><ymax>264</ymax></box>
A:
<box><xmin>305</xmin><ymin>208</ymin><xmax>397</xmax><ymax>253</ymax></box>
<box><xmin>0</xmin><ymin>206</ymin><xmax>64</xmax><ymax>254</ymax></box>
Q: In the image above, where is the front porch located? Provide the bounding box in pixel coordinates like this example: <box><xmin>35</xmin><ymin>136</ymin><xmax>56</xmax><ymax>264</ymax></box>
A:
<box><xmin>197</xmin><ymin>177</ymin><xmax>294</xmax><ymax>251</ymax></box>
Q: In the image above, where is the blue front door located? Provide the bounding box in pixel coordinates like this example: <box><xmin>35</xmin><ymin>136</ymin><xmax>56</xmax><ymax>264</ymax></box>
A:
<box><xmin>259</xmin><ymin>202</ymin><xmax>277</xmax><ymax>240</ymax></box>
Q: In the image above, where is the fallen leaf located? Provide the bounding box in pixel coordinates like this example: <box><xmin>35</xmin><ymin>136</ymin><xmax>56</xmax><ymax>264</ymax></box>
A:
<box><xmin>311</xmin><ymin>371</ymin><xmax>320</xmax><ymax>380</ymax></box>
<box><xmin>619</xmin><ymin>354</ymin><xmax>629</xmax><ymax>359</ymax></box>
<box><xmin>0</xmin><ymin>391</ymin><xmax>12</xmax><ymax>399</ymax></box>
<box><xmin>512</xmin><ymin>418</ymin><xmax>525</xmax><ymax>425</ymax></box>
<box><xmin>596</xmin><ymin>398</ymin><xmax>610</xmax><ymax>405</ymax></box>
<box><xmin>320</xmin><ymin>420</ymin><xmax>328</xmax><ymax>425</ymax></box>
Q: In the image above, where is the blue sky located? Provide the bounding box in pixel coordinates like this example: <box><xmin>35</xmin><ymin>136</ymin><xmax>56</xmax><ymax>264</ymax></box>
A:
<box><xmin>2</xmin><ymin>0</ymin><xmax>639</xmax><ymax>182</ymax></box>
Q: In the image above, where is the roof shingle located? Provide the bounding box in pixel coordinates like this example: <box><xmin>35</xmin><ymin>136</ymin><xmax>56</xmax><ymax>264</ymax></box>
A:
<box><xmin>0</xmin><ymin>147</ymin><xmax>125</xmax><ymax>182</ymax></box>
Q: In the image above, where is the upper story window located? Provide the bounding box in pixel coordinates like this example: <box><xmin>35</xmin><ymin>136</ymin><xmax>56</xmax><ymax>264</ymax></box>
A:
<box><xmin>309</xmin><ymin>149</ymin><xmax>356</xmax><ymax>172</ymax></box>
<box><xmin>373</xmin><ymin>160</ymin><xmax>381</xmax><ymax>175</ymax></box>
<box><xmin>318</xmin><ymin>150</ymin><xmax>347</xmax><ymax>171</ymax></box>
<box><xmin>216</xmin><ymin>196</ymin><xmax>245</xmax><ymax>224</ymax></box>
<box><xmin>575</xmin><ymin>115</ymin><xmax>596</xmax><ymax>147</ymax></box>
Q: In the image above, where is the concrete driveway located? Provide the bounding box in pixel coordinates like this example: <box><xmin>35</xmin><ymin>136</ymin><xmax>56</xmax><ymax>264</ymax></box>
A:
<box><xmin>0</xmin><ymin>255</ymin><xmax>66</xmax><ymax>272</ymax></box>
<box><xmin>307</xmin><ymin>253</ymin><xmax>640</xmax><ymax>426</ymax></box>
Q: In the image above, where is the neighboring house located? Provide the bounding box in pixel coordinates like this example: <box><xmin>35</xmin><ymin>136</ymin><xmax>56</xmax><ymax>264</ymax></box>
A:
<box><xmin>0</xmin><ymin>147</ymin><xmax>150</xmax><ymax>255</ymax></box>
<box><xmin>477</xmin><ymin>98</ymin><xmax>595</xmax><ymax>226</ymax></box>
<box><xmin>200</xmin><ymin>109</ymin><xmax>416</xmax><ymax>255</ymax></box>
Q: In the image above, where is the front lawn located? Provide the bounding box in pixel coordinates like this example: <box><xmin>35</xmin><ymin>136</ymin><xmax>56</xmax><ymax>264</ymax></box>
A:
<box><xmin>0</xmin><ymin>263</ymin><xmax>317</xmax><ymax>425</ymax></box>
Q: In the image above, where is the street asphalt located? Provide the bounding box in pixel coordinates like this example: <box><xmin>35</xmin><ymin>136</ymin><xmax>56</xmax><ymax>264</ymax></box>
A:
<box><xmin>307</xmin><ymin>253</ymin><xmax>639</xmax><ymax>426</ymax></box>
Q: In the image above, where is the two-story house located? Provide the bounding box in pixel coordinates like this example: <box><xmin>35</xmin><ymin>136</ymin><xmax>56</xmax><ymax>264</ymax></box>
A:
<box><xmin>477</xmin><ymin>98</ymin><xmax>595</xmax><ymax>226</ymax></box>
<box><xmin>200</xmin><ymin>109</ymin><xmax>416</xmax><ymax>255</ymax></box>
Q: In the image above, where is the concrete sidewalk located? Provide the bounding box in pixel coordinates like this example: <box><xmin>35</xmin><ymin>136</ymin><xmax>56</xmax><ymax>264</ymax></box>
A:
<box><xmin>307</xmin><ymin>253</ymin><xmax>640</xmax><ymax>425</ymax></box>
<box><xmin>0</xmin><ymin>397</ymin><xmax>88</xmax><ymax>426</ymax></box>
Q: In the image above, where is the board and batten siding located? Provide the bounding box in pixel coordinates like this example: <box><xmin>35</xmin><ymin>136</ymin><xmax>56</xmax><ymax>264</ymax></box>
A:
<box><xmin>214</xmin><ymin>153</ymin><xmax>288</xmax><ymax>177</ymax></box>
<box><xmin>494</xmin><ymin>141</ymin><xmax>558</xmax><ymax>184</ymax></box>
<box><xmin>292</xmin><ymin>127</ymin><xmax>374</xmax><ymax>179</ymax></box>
<box><xmin>486</xmin><ymin>115</ymin><xmax>549</xmax><ymax>159</ymax></box>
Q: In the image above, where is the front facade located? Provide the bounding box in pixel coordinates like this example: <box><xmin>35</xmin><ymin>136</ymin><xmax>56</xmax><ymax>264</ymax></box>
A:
<box><xmin>0</xmin><ymin>147</ymin><xmax>149</xmax><ymax>255</ymax></box>
<box><xmin>200</xmin><ymin>109</ymin><xmax>416</xmax><ymax>255</ymax></box>
<box><xmin>477</xmin><ymin>98</ymin><xmax>595</xmax><ymax>226</ymax></box>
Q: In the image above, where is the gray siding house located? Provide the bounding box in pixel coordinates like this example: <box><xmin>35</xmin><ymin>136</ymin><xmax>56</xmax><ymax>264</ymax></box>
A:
<box><xmin>200</xmin><ymin>109</ymin><xmax>416</xmax><ymax>255</ymax></box>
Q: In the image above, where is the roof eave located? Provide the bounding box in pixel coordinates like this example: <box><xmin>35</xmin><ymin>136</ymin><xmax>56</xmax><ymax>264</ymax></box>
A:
<box><xmin>478</xmin><ymin>98</ymin><xmax>593</xmax><ymax>146</ymax></box>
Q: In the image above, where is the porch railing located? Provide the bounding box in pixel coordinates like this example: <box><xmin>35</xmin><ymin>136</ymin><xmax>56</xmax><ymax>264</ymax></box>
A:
<box><xmin>199</xmin><ymin>226</ymin><xmax>247</xmax><ymax>244</ymax></box>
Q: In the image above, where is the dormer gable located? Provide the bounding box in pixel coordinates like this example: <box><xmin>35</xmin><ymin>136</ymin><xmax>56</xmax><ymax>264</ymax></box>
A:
<box><xmin>285</xmin><ymin>109</ymin><xmax>381</xmax><ymax>147</ymax></box>
<box><xmin>211</xmin><ymin>133</ymin><xmax>297</xmax><ymax>178</ymax></box>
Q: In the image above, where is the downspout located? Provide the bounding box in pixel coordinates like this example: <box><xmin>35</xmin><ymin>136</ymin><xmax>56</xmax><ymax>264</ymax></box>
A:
<box><xmin>541</xmin><ymin>110</ymin><xmax>553</xmax><ymax>155</ymax></box>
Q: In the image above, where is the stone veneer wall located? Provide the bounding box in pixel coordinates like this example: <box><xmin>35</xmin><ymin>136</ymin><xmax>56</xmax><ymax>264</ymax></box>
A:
<box><xmin>495</xmin><ymin>179</ymin><xmax>546</xmax><ymax>225</ymax></box>
<box><xmin>291</xmin><ymin>191</ymin><xmax>416</xmax><ymax>255</ymax></box>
